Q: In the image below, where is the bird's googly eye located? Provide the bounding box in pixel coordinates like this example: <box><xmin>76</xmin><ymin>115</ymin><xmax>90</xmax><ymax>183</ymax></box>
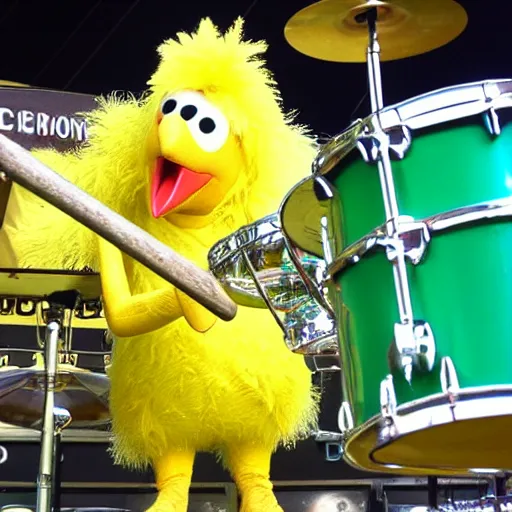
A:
<box><xmin>199</xmin><ymin>117</ymin><xmax>216</xmax><ymax>134</ymax></box>
<box><xmin>159</xmin><ymin>90</ymin><xmax>229</xmax><ymax>153</ymax></box>
<box><xmin>188</xmin><ymin>107</ymin><xmax>229</xmax><ymax>153</ymax></box>
<box><xmin>180</xmin><ymin>105</ymin><xmax>198</xmax><ymax>121</ymax></box>
<box><xmin>161</xmin><ymin>97</ymin><xmax>177</xmax><ymax>115</ymax></box>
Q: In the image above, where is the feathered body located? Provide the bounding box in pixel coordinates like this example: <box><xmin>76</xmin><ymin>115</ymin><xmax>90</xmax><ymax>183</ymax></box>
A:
<box><xmin>6</xmin><ymin>18</ymin><xmax>319</xmax><ymax>507</ymax></box>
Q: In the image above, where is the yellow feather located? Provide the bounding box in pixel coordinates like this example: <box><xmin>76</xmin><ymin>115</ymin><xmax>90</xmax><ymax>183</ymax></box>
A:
<box><xmin>6</xmin><ymin>17</ymin><xmax>320</xmax><ymax>470</ymax></box>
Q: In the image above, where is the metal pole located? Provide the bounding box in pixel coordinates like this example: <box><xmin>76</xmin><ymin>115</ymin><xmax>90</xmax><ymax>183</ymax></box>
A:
<box><xmin>364</xmin><ymin>6</ymin><xmax>417</xmax><ymax>379</ymax></box>
<box><xmin>36</xmin><ymin>321</ymin><xmax>60</xmax><ymax>512</ymax></box>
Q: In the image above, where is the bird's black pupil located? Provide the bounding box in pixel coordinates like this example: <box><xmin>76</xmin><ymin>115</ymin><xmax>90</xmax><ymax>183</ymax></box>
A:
<box><xmin>162</xmin><ymin>98</ymin><xmax>177</xmax><ymax>115</ymax></box>
<box><xmin>180</xmin><ymin>105</ymin><xmax>197</xmax><ymax>121</ymax></box>
<box><xmin>199</xmin><ymin>117</ymin><xmax>215</xmax><ymax>134</ymax></box>
<box><xmin>162</xmin><ymin>100</ymin><xmax>216</xmax><ymax>135</ymax></box>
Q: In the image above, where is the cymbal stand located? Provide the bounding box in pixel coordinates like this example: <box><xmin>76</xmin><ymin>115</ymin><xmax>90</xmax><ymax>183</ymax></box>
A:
<box><xmin>36</xmin><ymin>292</ymin><xmax>76</xmax><ymax>512</ymax></box>
<box><xmin>359</xmin><ymin>6</ymin><xmax>431</xmax><ymax>383</ymax></box>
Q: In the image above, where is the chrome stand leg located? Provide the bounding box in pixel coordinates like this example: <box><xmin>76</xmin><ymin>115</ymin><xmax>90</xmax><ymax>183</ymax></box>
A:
<box><xmin>36</xmin><ymin>321</ymin><xmax>60</xmax><ymax>512</ymax></box>
<box><xmin>52</xmin><ymin>407</ymin><xmax>72</xmax><ymax>512</ymax></box>
<box><xmin>364</xmin><ymin>8</ymin><xmax>413</xmax><ymax>329</ymax></box>
<box><xmin>360</xmin><ymin>6</ymin><xmax>436</xmax><ymax>381</ymax></box>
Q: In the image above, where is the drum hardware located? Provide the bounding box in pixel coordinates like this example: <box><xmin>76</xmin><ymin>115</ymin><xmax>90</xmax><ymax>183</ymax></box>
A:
<box><xmin>379</xmin><ymin>375</ymin><xmax>397</xmax><ymax>425</ymax></box>
<box><xmin>333</xmin><ymin>402</ymin><xmax>356</xmax><ymax>462</ymax></box>
<box><xmin>305</xmin><ymin>354</ymin><xmax>341</xmax><ymax>373</ymax></box>
<box><xmin>326</xmin><ymin>216</ymin><xmax>430</xmax><ymax>272</ymax></box>
<box><xmin>0</xmin><ymin>269</ymin><xmax>102</xmax><ymax>302</ymax></box>
<box><xmin>326</xmin><ymin>197</ymin><xmax>512</xmax><ymax>276</ymax></box>
<box><xmin>361</xmin><ymin>355</ymin><xmax>507</xmax><ymax>464</ymax></box>
<box><xmin>311</xmin><ymin>430</ymin><xmax>344</xmax><ymax>462</ymax></box>
<box><xmin>0</xmin><ymin>298</ymin><xmax>106</xmax><ymax>329</ymax></box>
<box><xmin>36</xmin><ymin>299</ymin><xmax>75</xmax><ymax>369</ymax></box>
<box><xmin>309</xmin><ymin>358</ymin><xmax>344</xmax><ymax>462</ymax></box>
<box><xmin>48</xmin><ymin>406</ymin><xmax>72</xmax><ymax>512</ymax></box>
<box><xmin>36</xmin><ymin>291</ymin><xmax>77</xmax><ymax>512</ymax></box>
<box><xmin>485</xmin><ymin>108</ymin><xmax>501</xmax><ymax>136</ymax></box>
<box><xmin>369</xmin><ymin>481</ymin><xmax>388</xmax><ymax>512</ymax></box>
<box><xmin>338</xmin><ymin>402</ymin><xmax>355</xmax><ymax>435</ymax></box>
<box><xmin>208</xmin><ymin>213</ymin><xmax>339</xmax><ymax>355</ymax></box>
<box><xmin>335</xmin><ymin>5</ymin><xmax>436</xmax><ymax>384</ymax></box>
<box><xmin>356</xmin><ymin>124</ymin><xmax>413</xmax><ymax>163</ymax></box>
<box><xmin>440</xmin><ymin>357</ymin><xmax>460</xmax><ymax>404</ymax></box>
<box><xmin>313</xmin><ymin>80</ymin><xmax>512</xmax><ymax>178</ymax></box>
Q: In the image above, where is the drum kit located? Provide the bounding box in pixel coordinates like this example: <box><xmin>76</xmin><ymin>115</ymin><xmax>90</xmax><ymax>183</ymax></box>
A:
<box><xmin>213</xmin><ymin>0</ymin><xmax>512</xmax><ymax>507</ymax></box>
<box><xmin>0</xmin><ymin>0</ymin><xmax>511</xmax><ymax>510</ymax></box>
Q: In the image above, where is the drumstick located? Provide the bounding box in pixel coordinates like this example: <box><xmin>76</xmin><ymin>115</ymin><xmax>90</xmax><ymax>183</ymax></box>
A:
<box><xmin>0</xmin><ymin>133</ymin><xmax>237</xmax><ymax>322</ymax></box>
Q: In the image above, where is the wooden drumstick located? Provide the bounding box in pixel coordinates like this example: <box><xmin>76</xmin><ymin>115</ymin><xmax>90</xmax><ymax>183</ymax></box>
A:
<box><xmin>0</xmin><ymin>133</ymin><xmax>237</xmax><ymax>321</ymax></box>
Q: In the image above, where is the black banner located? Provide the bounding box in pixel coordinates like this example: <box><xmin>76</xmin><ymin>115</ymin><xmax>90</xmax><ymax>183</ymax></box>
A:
<box><xmin>0</xmin><ymin>86</ymin><xmax>98</xmax><ymax>225</ymax></box>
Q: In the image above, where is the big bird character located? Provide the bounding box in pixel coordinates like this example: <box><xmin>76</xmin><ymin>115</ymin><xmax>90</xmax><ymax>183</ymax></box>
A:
<box><xmin>6</xmin><ymin>18</ymin><xmax>319</xmax><ymax>512</ymax></box>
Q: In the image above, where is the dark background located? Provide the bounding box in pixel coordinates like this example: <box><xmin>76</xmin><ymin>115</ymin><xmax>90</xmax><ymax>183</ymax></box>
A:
<box><xmin>1</xmin><ymin>0</ymin><xmax>510</xmax><ymax>139</ymax></box>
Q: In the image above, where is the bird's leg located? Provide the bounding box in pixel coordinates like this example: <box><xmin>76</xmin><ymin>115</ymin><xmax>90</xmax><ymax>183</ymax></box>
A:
<box><xmin>146</xmin><ymin>451</ymin><xmax>195</xmax><ymax>512</ymax></box>
<box><xmin>226</xmin><ymin>445</ymin><xmax>283</xmax><ymax>512</ymax></box>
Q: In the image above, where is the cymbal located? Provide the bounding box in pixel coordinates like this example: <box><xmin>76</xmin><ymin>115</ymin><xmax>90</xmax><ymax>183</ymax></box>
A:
<box><xmin>0</xmin><ymin>355</ymin><xmax>110</xmax><ymax>429</ymax></box>
<box><xmin>284</xmin><ymin>0</ymin><xmax>468</xmax><ymax>62</ymax></box>
<box><xmin>0</xmin><ymin>80</ymin><xmax>29</xmax><ymax>87</ymax></box>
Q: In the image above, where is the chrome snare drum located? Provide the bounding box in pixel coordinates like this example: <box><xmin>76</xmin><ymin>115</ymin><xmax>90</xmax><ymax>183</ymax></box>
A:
<box><xmin>208</xmin><ymin>213</ymin><xmax>337</xmax><ymax>355</ymax></box>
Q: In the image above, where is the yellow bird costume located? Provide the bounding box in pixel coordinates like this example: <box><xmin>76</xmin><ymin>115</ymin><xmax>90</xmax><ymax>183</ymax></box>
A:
<box><xmin>6</xmin><ymin>18</ymin><xmax>319</xmax><ymax>512</ymax></box>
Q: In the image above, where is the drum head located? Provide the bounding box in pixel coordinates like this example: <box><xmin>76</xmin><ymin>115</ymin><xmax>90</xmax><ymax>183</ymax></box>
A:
<box><xmin>371</xmin><ymin>415</ymin><xmax>512</xmax><ymax>471</ymax></box>
<box><xmin>344</xmin><ymin>389</ymin><xmax>512</xmax><ymax>474</ymax></box>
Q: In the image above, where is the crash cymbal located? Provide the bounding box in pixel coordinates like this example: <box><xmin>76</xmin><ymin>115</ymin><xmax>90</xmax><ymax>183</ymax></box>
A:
<box><xmin>284</xmin><ymin>0</ymin><xmax>468</xmax><ymax>62</ymax></box>
<box><xmin>0</xmin><ymin>80</ymin><xmax>29</xmax><ymax>87</ymax></box>
<box><xmin>0</xmin><ymin>354</ymin><xmax>110</xmax><ymax>429</ymax></box>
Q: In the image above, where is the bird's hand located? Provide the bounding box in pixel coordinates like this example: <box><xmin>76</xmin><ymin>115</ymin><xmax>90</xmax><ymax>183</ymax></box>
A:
<box><xmin>175</xmin><ymin>289</ymin><xmax>217</xmax><ymax>333</ymax></box>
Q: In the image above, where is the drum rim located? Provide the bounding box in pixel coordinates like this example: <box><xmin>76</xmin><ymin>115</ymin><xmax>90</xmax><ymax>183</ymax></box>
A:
<box><xmin>289</xmin><ymin>331</ymin><xmax>339</xmax><ymax>355</ymax></box>
<box><xmin>325</xmin><ymin>195</ymin><xmax>512</xmax><ymax>279</ymax></box>
<box><xmin>313</xmin><ymin>78</ymin><xmax>512</xmax><ymax>177</ymax></box>
<box><xmin>278</xmin><ymin>174</ymin><xmax>335</xmax><ymax>259</ymax></box>
<box><xmin>207</xmin><ymin>212</ymin><xmax>281</xmax><ymax>268</ymax></box>
<box><xmin>343</xmin><ymin>384</ymin><xmax>512</xmax><ymax>474</ymax></box>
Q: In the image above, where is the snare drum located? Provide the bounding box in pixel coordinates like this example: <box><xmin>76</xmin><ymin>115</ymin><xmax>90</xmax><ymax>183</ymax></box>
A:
<box><xmin>208</xmin><ymin>213</ymin><xmax>338</xmax><ymax>355</ymax></box>
<box><xmin>281</xmin><ymin>79</ymin><xmax>512</xmax><ymax>474</ymax></box>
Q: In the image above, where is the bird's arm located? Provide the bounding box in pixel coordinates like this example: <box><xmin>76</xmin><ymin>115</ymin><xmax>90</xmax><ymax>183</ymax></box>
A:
<box><xmin>98</xmin><ymin>237</ymin><xmax>217</xmax><ymax>337</ymax></box>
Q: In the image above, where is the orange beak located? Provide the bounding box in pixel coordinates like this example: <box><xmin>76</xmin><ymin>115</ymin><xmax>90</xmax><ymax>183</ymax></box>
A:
<box><xmin>150</xmin><ymin>157</ymin><xmax>212</xmax><ymax>218</ymax></box>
